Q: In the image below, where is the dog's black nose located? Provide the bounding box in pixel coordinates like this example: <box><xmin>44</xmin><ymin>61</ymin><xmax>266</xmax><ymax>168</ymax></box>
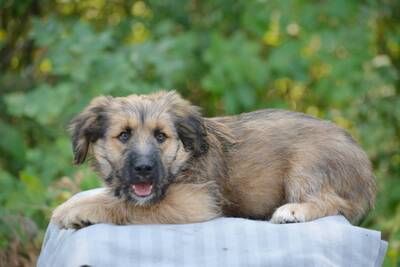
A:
<box><xmin>134</xmin><ymin>159</ymin><xmax>154</xmax><ymax>175</ymax></box>
<box><xmin>134</xmin><ymin>164</ymin><xmax>153</xmax><ymax>173</ymax></box>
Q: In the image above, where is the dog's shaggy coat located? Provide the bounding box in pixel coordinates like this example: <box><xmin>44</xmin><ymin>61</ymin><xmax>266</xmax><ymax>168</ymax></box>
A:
<box><xmin>52</xmin><ymin>91</ymin><xmax>376</xmax><ymax>228</ymax></box>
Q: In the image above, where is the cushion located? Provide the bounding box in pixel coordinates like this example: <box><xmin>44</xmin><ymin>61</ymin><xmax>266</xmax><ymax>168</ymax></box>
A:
<box><xmin>37</xmin><ymin>189</ymin><xmax>387</xmax><ymax>267</ymax></box>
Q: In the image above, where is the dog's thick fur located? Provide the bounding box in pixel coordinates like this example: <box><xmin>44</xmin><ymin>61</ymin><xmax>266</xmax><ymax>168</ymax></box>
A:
<box><xmin>52</xmin><ymin>91</ymin><xmax>376</xmax><ymax>228</ymax></box>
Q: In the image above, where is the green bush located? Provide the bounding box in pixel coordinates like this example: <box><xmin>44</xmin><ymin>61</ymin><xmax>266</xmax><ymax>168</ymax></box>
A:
<box><xmin>0</xmin><ymin>0</ymin><xmax>399</xmax><ymax>266</ymax></box>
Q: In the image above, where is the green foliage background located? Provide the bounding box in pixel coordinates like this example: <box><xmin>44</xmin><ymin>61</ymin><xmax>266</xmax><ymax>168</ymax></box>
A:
<box><xmin>0</xmin><ymin>0</ymin><xmax>399</xmax><ymax>266</ymax></box>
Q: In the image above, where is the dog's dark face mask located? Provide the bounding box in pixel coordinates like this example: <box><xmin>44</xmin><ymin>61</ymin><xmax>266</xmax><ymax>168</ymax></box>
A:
<box><xmin>69</xmin><ymin>91</ymin><xmax>208</xmax><ymax>205</ymax></box>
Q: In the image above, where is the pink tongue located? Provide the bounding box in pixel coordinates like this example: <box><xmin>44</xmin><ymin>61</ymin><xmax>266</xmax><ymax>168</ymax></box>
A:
<box><xmin>132</xmin><ymin>183</ymin><xmax>153</xmax><ymax>197</ymax></box>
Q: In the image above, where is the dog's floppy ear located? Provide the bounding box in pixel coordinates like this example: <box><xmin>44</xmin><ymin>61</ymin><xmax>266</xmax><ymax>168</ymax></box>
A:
<box><xmin>69</xmin><ymin>96</ymin><xmax>112</xmax><ymax>164</ymax></box>
<box><xmin>162</xmin><ymin>91</ymin><xmax>209</xmax><ymax>157</ymax></box>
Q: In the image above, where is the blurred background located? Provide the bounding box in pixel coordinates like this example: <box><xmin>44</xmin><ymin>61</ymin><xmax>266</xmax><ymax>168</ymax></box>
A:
<box><xmin>0</xmin><ymin>0</ymin><xmax>399</xmax><ymax>266</ymax></box>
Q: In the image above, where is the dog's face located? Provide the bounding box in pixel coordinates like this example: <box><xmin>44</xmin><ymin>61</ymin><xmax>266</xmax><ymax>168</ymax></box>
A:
<box><xmin>69</xmin><ymin>91</ymin><xmax>208</xmax><ymax>205</ymax></box>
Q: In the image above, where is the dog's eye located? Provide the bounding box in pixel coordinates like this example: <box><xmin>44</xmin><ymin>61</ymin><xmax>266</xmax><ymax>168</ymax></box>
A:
<box><xmin>154</xmin><ymin>131</ymin><xmax>167</xmax><ymax>143</ymax></box>
<box><xmin>117</xmin><ymin>131</ymin><xmax>131</xmax><ymax>143</ymax></box>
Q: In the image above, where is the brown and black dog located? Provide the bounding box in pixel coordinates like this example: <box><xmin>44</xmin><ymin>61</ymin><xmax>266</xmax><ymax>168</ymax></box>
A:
<box><xmin>52</xmin><ymin>91</ymin><xmax>376</xmax><ymax>228</ymax></box>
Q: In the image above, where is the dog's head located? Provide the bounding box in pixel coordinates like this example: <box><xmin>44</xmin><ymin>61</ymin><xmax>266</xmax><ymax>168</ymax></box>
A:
<box><xmin>69</xmin><ymin>91</ymin><xmax>208</xmax><ymax>205</ymax></box>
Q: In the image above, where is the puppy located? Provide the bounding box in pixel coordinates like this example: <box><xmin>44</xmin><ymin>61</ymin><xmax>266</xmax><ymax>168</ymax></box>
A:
<box><xmin>52</xmin><ymin>91</ymin><xmax>376</xmax><ymax>228</ymax></box>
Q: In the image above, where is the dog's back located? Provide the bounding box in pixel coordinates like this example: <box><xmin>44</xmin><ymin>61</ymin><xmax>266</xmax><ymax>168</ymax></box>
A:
<box><xmin>210</xmin><ymin>109</ymin><xmax>376</xmax><ymax>222</ymax></box>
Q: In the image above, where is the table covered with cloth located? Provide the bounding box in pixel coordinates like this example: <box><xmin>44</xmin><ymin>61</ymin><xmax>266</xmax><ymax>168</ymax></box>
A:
<box><xmin>37</xmin><ymin>189</ymin><xmax>387</xmax><ymax>267</ymax></box>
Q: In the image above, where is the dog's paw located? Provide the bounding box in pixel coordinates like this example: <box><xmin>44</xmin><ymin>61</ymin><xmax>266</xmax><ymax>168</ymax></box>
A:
<box><xmin>270</xmin><ymin>203</ymin><xmax>307</xmax><ymax>224</ymax></box>
<box><xmin>52</xmin><ymin>202</ymin><xmax>95</xmax><ymax>230</ymax></box>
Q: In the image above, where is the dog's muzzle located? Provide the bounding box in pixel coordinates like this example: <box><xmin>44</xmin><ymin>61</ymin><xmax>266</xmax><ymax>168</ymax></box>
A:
<box><xmin>130</xmin><ymin>156</ymin><xmax>156</xmax><ymax>197</ymax></box>
<box><xmin>122</xmin><ymin>150</ymin><xmax>164</xmax><ymax>200</ymax></box>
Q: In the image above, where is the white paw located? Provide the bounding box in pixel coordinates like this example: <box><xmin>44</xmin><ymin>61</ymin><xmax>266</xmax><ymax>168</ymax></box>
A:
<box><xmin>52</xmin><ymin>202</ymin><xmax>95</xmax><ymax>229</ymax></box>
<box><xmin>270</xmin><ymin>203</ymin><xmax>306</xmax><ymax>224</ymax></box>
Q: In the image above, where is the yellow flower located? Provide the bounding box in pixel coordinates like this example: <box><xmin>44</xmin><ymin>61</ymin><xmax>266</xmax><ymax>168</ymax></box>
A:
<box><xmin>263</xmin><ymin>12</ymin><xmax>281</xmax><ymax>46</ymax></box>
<box><xmin>58</xmin><ymin>191</ymin><xmax>73</xmax><ymax>202</ymax></box>
<box><xmin>126</xmin><ymin>22</ymin><xmax>150</xmax><ymax>44</ymax></box>
<box><xmin>39</xmin><ymin>58</ymin><xmax>52</xmax><ymax>73</ymax></box>
<box><xmin>274</xmin><ymin>77</ymin><xmax>291</xmax><ymax>93</ymax></box>
<box><xmin>0</xmin><ymin>29</ymin><xmax>7</xmax><ymax>42</ymax></box>
<box><xmin>334</xmin><ymin>116</ymin><xmax>351</xmax><ymax>130</ymax></box>
<box><xmin>289</xmin><ymin>83</ymin><xmax>305</xmax><ymax>101</ymax></box>
<box><xmin>131</xmin><ymin>1</ymin><xmax>153</xmax><ymax>18</ymax></box>
<box><xmin>306</xmin><ymin>106</ymin><xmax>319</xmax><ymax>117</ymax></box>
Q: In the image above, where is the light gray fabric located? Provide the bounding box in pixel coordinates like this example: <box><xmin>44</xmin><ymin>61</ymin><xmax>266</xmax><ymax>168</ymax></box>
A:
<box><xmin>37</xmin><ymin>189</ymin><xmax>387</xmax><ymax>267</ymax></box>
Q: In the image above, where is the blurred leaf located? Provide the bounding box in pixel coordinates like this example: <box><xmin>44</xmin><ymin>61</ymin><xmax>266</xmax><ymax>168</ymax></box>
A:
<box><xmin>0</xmin><ymin>120</ymin><xmax>26</xmax><ymax>162</ymax></box>
<box><xmin>5</xmin><ymin>83</ymin><xmax>75</xmax><ymax>125</ymax></box>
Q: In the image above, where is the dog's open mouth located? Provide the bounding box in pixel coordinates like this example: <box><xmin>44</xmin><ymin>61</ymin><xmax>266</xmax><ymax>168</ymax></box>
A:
<box><xmin>131</xmin><ymin>182</ymin><xmax>153</xmax><ymax>197</ymax></box>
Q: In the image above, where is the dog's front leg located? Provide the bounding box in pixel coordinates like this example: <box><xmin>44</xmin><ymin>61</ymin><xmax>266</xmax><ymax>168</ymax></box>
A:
<box><xmin>52</xmin><ymin>183</ymin><xmax>221</xmax><ymax>229</ymax></box>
